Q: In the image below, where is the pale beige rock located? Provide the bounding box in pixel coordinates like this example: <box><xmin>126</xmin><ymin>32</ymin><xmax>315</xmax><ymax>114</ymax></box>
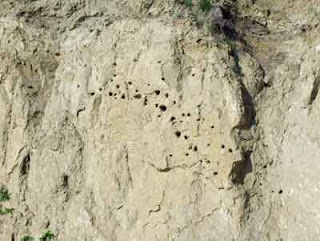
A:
<box><xmin>0</xmin><ymin>0</ymin><xmax>319</xmax><ymax>240</ymax></box>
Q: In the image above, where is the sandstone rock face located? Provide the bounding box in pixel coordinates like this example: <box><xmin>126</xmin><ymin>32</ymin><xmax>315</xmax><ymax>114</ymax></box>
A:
<box><xmin>0</xmin><ymin>0</ymin><xmax>319</xmax><ymax>240</ymax></box>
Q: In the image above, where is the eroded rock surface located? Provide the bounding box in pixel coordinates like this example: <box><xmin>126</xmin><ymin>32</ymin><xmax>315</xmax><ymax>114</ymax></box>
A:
<box><xmin>0</xmin><ymin>0</ymin><xmax>319</xmax><ymax>240</ymax></box>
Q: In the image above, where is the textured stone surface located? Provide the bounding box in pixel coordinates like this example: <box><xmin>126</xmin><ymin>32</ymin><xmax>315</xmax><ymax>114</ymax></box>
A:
<box><xmin>0</xmin><ymin>0</ymin><xmax>319</xmax><ymax>240</ymax></box>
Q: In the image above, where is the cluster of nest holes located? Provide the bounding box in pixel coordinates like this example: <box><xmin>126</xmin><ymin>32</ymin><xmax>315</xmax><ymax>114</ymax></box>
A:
<box><xmin>80</xmin><ymin>63</ymin><xmax>234</xmax><ymax>178</ymax></box>
<box><xmin>79</xmin><ymin>70</ymin><xmax>141</xmax><ymax>100</ymax></box>
<box><xmin>221</xmin><ymin>144</ymin><xmax>233</xmax><ymax>153</ymax></box>
<box><xmin>171</xmin><ymin>114</ymin><xmax>233</xmax><ymax>154</ymax></box>
<box><xmin>169</xmin><ymin>109</ymin><xmax>235</xmax><ymax>176</ymax></box>
<box><xmin>271</xmin><ymin>189</ymin><xmax>283</xmax><ymax>194</ymax></box>
<box><xmin>78</xmin><ymin>66</ymin><xmax>178</xmax><ymax>111</ymax></box>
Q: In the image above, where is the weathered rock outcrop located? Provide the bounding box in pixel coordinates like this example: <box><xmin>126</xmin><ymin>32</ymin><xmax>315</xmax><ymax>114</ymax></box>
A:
<box><xmin>0</xmin><ymin>0</ymin><xmax>319</xmax><ymax>240</ymax></box>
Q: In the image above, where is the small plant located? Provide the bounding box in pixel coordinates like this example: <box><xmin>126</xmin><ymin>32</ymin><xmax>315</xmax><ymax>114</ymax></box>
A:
<box><xmin>199</xmin><ymin>0</ymin><xmax>212</xmax><ymax>12</ymax></box>
<box><xmin>0</xmin><ymin>207</ymin><xmax>14</xmax><ymax>215</ymax></box>
<box><xmin>40</xmin><ymin>230</ymin><xmax>55</xmax><ymax>241</ymax></box>
<box><xmin>20</xmin><ymin>235</ymin><xmax>34</xmax><ymax>241</ymax></box>
<box><xmin>0</xmin><ymin>187</ymin><xmax>10</xmax><ymax>202</ymax></box>
<box><xmin>0</xmin><ymin>186</ymin><xmax>14</xmax><ymax>215</ymax></box>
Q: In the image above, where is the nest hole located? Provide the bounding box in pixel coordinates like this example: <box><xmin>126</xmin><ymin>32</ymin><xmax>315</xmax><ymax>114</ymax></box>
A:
<box><xmin>133</xmin><ymin>94</ymin><xmax>142</xmax><ymax>99</ymax></box>
<box><xmin>159</xmin><ymin>105</ymin><xmax>167</xmax><ymax>112</ymax></box>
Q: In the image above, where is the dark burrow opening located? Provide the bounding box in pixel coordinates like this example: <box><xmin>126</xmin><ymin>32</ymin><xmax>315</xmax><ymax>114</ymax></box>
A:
<box><xmin>159</xmin><ymin>105</ymin><xmax>167</xmax><ymax>112</ymax></box>
<box><xmin>20</xmin><ymin>154</ymin><xmax>30</xmax><ymax>176</ymax></box>
<box><xmin>61</xmin><ymin>174</ymin><xmax>69</xmax><ymax>189</ymax></box>
<box><xmin>133</xmin><ymin>94</ymin><xmax>142</xmax><ymax>99</ymax></box>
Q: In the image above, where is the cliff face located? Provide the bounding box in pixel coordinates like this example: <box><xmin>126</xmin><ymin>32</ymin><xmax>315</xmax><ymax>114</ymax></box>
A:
<box><xmin>0</xmin><ymin>0</ymin><xmax>319</xmax><ymax>240</ymax></box>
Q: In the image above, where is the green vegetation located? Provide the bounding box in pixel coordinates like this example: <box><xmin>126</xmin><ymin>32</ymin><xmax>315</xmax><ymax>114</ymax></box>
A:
<box><xmin>0</xmin><ymin>186</ymin><xmax>14</xmax><ymax>215</ymax></box>
<box><xmin>20</xmin><ymin>230</ymin><xmax>55</xmax><ymax>241</ymax></box>
<box><xmin>199</xmin><ymin>0</ymin><xmax>212</xmax><ymax>12</ymax></box>
<box><xmin>0</xmin><ymin>187</ymin><xmax>10</xmax><ymax>202</ymax></box>
<box><xmin>20</xmin><ymin>235</ymin><xmax>34</xmax><ymax>241</ymax></box>
<box><xmin>0</xmin><ymin>207</ymin><xmax>14</xmax><ymax>215</ymax></box>
<box><xmin>40</xmin><ymin>230</ymin><xmax>55</xmax><ymax>241</ymax></box>
<box><xmin>1</xmin><ymin>187</ymin><xmax>56</xmax><ymax>240</ymax></box>
<box><xmin>177</xmin><ymin>0</ymin><xmax>215</xmax><ymax>30</ymax></box>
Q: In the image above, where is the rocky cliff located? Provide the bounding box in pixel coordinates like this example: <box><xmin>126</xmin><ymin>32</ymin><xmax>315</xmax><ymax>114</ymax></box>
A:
<box><xmin>0</xmin><ymin>0</ymin><xmax>319</xmax><ymax>240</ymax></box>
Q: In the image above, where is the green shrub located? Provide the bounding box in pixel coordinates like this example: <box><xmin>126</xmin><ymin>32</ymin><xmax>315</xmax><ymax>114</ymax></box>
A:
<box><xmin>20</xmin><ymin>235</ymin><xmax>34</xmax><ymax>241</ymax></box>
<box><xmin>0</xmin><ymin>187</ymin><xmax>13</xmax><ymax>215</ymax></box>
<box><xmin>0</xmin><ymin>187</ymin><xmax>10</xmax><ymax>202</ymax></box>
<box><xmin>199</xmin><ymin>0</ymin><xmax>212</xmax><ymax>12</ymax></box>
<box><xmin>40</xmin><ymin>230</ymin><xmax>55</xmax><ymax>241</ymax></box>
<box><xmin>0</xmin><ymin>207</ymin><xmax>14</xmax><ymax>215</ymax></box>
